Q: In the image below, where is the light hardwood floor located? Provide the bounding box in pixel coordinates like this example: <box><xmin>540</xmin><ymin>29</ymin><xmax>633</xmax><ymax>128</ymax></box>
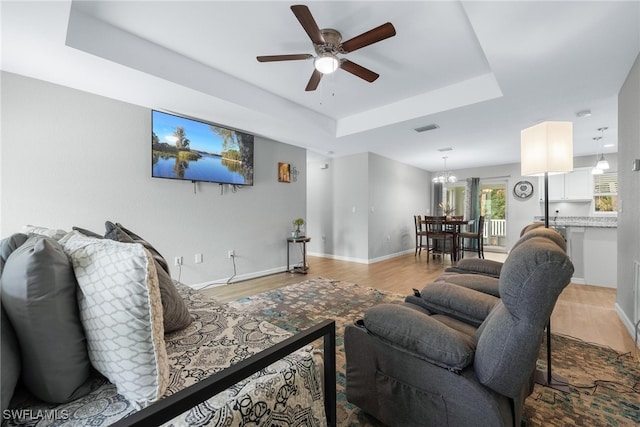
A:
<box><xmin>201</xmin><ymin>251</ymin><xmax>637</xmax><ymax>354</ymax></box>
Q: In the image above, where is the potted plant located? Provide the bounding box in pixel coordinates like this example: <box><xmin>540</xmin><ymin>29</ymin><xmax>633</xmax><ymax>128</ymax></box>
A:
<box><xmin>292</xmin><ymin>218</ymin><xmax>305</xmax><ymax>238</ymax></box>
<box><xmin>439</xmin><ymin>202</ymin><xmax>454</xmax><ymax>220</ymax></box>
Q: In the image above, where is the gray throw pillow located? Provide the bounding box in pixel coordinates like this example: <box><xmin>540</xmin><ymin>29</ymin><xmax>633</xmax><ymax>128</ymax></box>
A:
<box><xmin>0</xmin><ymin>233</ymin><xmax>29</xmax><ymax>274</ymax></box>
<box><xmin>1</xmin><ymin>301</ymin><xmax>21</xmax><ymax>414</ymax></box>
<box><xmin>0</xmin><ymin>233</ymin><xmax>28</xmax><ymax>413</ymax></box>
<box><xmin>106</xmin><ymin>221</ymin><xmax>170</xmax><ymax>274</ymax></box>
<box><xmin>104</xmin><ymin>222</ymin><xmax>193</xmax><ymax>333</ymax></box>
<box><xmin>0</xmin><ymin>236</ymin><xmax>92</xmax><ymax>403</ymax></box>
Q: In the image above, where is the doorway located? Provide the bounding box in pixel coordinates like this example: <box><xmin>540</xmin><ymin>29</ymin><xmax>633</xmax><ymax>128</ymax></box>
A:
<box><xmin>443</xmin><ymin>180</ymin><xmax>508</xmax><ymax>252</ymax></box>
<box><xmin>480</xmin><ymin>181</ymin><xmax>507</xmax><ymax>251</ymax></box>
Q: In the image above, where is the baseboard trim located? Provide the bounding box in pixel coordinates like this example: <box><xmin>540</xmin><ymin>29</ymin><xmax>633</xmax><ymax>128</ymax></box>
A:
<box><xmin>307</xmin><ymin>249</ymin><xmax>414</xmax><ymax>265</ymax></box>
<box><xmin>190</xmin><ymin>266</ymin><xmax>287</xmax><ymax>290</ymax></box>
<box><xmin>615</xmin><ymin>302</ymin><xmax>640</xmax><ymax>350</ymax></box>
<box><xmin>190</xmin><ymin>248</ymin><xmax>414</xmax><ymax>289</ymax></box>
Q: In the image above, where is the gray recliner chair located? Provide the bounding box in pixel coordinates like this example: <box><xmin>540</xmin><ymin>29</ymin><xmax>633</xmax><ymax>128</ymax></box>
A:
<box><xmin>434</xmin><ymin>226</ymin><xmax>567</xmax><ymax>299</ymax></box>
<box><xmin>345</xmin><ymin>231</ymin><xmax>574</xmax><ymax>427</ymax></box>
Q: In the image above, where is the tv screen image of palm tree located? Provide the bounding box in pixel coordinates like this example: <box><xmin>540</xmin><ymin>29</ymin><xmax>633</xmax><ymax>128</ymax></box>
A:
<box><xmin>151</xmin><ymin>110</ymin><xmax>253</xmax><ymax>185</ymax></box>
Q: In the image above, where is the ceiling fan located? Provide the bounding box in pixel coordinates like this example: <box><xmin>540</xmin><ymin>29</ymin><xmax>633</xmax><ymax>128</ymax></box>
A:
<box><xmin>257</xmin><ymin>4</ymin><xmax>396</xmax><ymax>91</ymax></box>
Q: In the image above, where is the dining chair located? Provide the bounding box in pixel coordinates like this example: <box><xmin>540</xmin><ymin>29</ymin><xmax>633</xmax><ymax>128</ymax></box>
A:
<box><xmin>448</xmin><ymin>215</ymin><xmax>465</xmax><ymax>259</ymax></box>
<box><xmin>424</xmin><ymin>216</ymin><xmax>454</xmax><ymax>263</ymax></box>
<box><xmin>459</xmin><ymin>216</ymin><xmax>485</xmax><ymax>259</ymax></box>
<box><xmin>413</xmin><ymin>215</ymin><xmax>429</xmax><ymax>255</ymax></box>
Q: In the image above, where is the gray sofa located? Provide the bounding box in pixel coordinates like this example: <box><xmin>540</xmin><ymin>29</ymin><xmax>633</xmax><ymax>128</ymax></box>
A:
<box><xmin>1</xmin><ymin>225</ymin><xmax>330</xmax><ymax>426</ymax></box>
<box><xmin>344</xmin><ymin>227</ymin><xmax>574</xmax><ymax>427</ymax></box>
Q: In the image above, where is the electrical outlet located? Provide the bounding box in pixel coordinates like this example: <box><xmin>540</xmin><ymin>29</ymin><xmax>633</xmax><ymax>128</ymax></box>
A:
<box><xmin>227</xmin><ymin>250</ymin><xmax>235</xmax><ymax>258</ymax></box>
<box><xmin>195</xmin><ymin>253</ymin><xmax>203</xmax><ymax>264</ymax></box>
<box><xmin>174</xmin><ymin>256</ymin><xmax>182</xmax><ymax>266</ymax></box>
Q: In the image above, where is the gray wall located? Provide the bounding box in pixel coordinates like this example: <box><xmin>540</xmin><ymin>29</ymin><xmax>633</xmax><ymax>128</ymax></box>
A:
<box><xmin>616</xmin><ymin>53</ymin><xmax>640</xmax><ymax>332</ymax></box>
<box><xmin>307</xmin><ymin>152</ymin><xmax>430</xmax><ymax>262</ymax></box>
<box><xmin>1</xmin><ymin>72</ymin><xmax>307</xmax><ymax>287</ymax></box>
<box><xmin>368</xmin><ymin>153</ymin><xmax>429</xmax><ymax>260</ymax></box>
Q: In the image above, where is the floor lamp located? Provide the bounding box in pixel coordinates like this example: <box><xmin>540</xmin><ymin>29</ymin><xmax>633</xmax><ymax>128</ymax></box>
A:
<box><xmin>521</xmin><ymin>121</ymin><xmax>573</xmax><ymax>393</ymax></box>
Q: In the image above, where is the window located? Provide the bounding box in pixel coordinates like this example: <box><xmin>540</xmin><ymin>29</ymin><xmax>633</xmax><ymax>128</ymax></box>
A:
<box><xmin>593</xmin><ymin>173</ymin><xmax>618</xmax><ymax>213</ymax></box>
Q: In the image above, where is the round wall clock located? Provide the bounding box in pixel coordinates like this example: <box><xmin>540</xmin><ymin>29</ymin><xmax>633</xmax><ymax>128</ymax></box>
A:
<box><xmin>513</xmin><ymin>180</ymin><xmax>534</xmax><ymax>200</ymax></box>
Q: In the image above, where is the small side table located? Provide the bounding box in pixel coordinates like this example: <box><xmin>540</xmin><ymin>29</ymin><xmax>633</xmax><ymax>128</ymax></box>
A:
<box><xmin>286</xmin><ymin>236</ymin><xmax>311</xmax><ymax>274</ymax></box>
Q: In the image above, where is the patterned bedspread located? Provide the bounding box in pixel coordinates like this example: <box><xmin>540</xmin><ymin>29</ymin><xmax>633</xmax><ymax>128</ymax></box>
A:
<box><xmin>4</xmin><ymin>285</ymin><xmax>327</xmax><ymax>427</ymax></box>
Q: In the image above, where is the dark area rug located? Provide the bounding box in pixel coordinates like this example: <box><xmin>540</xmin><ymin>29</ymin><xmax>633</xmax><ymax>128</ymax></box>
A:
<box><xmin>225</xmin><ymin>277</ymin><xmax>640</xmax><ymax>427</ymax></box>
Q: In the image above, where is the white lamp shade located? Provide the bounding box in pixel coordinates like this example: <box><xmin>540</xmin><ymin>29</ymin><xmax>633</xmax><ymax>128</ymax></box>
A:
<box><xmin>521</xmin><ymin>121</ymin><xmax>574</xmax><ymax>176</ymax></box>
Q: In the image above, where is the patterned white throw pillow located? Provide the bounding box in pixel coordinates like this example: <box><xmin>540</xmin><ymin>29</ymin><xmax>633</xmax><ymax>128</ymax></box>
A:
<box><xmin>22</xmin><ymin>224</ymin><xmax>68</xmax><ymax>241</ymax></box>
<box><xmin>59</xmin><ymin>231</ymin><xmax>169</xmax><ymax>407</ymax></box>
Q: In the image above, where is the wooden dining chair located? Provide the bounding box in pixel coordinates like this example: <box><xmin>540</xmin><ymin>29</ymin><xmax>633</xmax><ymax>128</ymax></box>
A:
<box><xmin>448</xmin><ymin>215</ymin><xmax>465</xmax><ymax>260</ymax></box>
<box><xmin>459</xmin><ymin>216</ymin><xmax>485</xmax><ymax>259</ymax></box>
<box><xmin>413</xmin><ymin>215</ymin><xmax>428</xmax><ymax>255</ymax></box>
<box><xmin>424</xmin><ymin>216</ymin><xmax>455</xmax><ymax>263</ymax></box>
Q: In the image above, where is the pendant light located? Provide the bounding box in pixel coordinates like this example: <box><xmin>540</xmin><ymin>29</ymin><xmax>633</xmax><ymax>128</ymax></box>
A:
<box><xmin>591</xmin><ymin>136</ymin><xmax>603</xmax><ymax>175</ymax></box>
<box><xmin>595</xmin><ymin>127</ymin><xmax>610</xmax><ymax>170</ymax></box>
<box><xmin>432</xmin><ymin>156</ymin><xmax>457</xmax><ymax>183</ymax></box>
<box><xmin>595</xmin><ymin>153</ymin><xmax>609</xmax><ymax>170</ymax></box>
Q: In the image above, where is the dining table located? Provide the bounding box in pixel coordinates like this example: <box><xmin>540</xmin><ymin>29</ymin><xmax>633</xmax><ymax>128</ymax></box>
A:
<box><xmin>421</xmin><ymin>217</ymin><xmax>470</xmax><ymax>262</ymax></box>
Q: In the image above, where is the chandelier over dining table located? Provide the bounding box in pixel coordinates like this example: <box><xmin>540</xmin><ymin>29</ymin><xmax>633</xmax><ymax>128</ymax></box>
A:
<box><xmin>432</xmin><ymin>156</ymin><xmax>457</xmax><ymax>183</ymax></box>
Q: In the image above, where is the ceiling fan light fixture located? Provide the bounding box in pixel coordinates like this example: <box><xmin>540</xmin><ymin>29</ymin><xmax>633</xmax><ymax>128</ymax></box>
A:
<box><xmin>314</xmin><ymin>54</ymin><xmax>339</xmax><ymax>74</ymax></box>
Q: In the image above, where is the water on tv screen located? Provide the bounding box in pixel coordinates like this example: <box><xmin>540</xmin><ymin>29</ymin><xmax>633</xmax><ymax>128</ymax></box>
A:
<box><xmin>152</xmin><ymin>110</ymin><xmax>254</xmax><ymax>186</ymax></box>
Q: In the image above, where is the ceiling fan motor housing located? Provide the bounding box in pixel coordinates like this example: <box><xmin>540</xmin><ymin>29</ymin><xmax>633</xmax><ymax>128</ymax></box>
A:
<box><xmin>315</xmin><ymin>29</ymin><xmax>343</xmax><ymax>55</ymax></box>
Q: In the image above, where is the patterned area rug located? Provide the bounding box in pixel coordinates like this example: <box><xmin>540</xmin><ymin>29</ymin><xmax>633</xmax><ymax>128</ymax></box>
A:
<box><xmin>226</xmin><ymin>277</ymin><xmax>640</xmax><ymax>427</ymax></box>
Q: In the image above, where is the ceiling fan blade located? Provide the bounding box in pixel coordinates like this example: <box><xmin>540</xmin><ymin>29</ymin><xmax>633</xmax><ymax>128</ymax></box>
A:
<box><xmin>257</xmin><ymin>54</ymin><xmax>313</xmax><ymax>62</ymax></box>
<box><xmin>305</xmin><ymin>69</ymin><xmax>323</xmax><ymax>91</ymax></box>
<box><xmin>291</xmin><ymin>5</ymin><xmax>324</xmax><ymax>45</ymax></box>
<box><xmin>341</xmin><ymin>22</ymin><xmax>396</xmax><ymax>53</ymax></box>
<box><xmin>340</xmin><ymin>59</ymin><xmax>379</xmax><ymax>82</ymax></box>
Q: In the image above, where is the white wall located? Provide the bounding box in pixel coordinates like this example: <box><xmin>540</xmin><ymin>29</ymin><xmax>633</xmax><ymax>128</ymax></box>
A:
<box><xmin>1</xmin><ymin>72</ymin><xmax>307</xmax><ymax>286</ymax></box>
<box><xmin>616</xmin><ymin>53</ymin><xmax>640</xmax><ymax>331</ymax></box>
<box><xmin>307</xmin><ymin>152</ymin><xmax>430</xmax><ymax>262</ymax></box>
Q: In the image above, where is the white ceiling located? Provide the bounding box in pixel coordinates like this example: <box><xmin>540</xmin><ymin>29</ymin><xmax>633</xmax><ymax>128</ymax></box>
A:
<box><xmin>2</xmin><ymin>1</ymin><xmax>639</xmax><ymax>172</ymax></box>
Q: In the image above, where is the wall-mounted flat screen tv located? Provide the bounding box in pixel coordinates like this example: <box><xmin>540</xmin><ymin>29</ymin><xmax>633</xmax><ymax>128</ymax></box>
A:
<box><xmin>152</xmin><ymin>110</ymin><xmax>254</xmax><ymax>186</ymax></box>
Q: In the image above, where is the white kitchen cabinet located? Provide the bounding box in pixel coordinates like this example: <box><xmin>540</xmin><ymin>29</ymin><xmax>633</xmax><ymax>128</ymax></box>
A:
<box><xmin>545</xmin><ymin>173</ymin><xmax>566</xmax><ymax>201</ymax></box>
<box><xmin>539</xmin><ymin>167</ymin><xmax>592</xmax><ymax>202</ymax></box>
<box><xmin>567</xmin><ymin>227</ymin><xmax>585</xmax><ymax>281</ymax></box>
<box><xmin>564</xmin><ymin>168</ymin><xmax>592</xmax><ymax>200</ymax></box>
<box><xmin>566</xmin><ymin>226</ymin><xmax>617</xmax><ymax>288</ymax></box>
<box><xmin>583</xmin><ymin>227</ymin><xmax>617</xmax><ymax>288</ymax></box>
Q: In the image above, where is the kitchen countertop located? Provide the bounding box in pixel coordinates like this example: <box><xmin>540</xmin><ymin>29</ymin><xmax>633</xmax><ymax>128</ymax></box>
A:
<box><xmin>533</xmin><ymin>216</ymin><xmax>617</xmax><ymax>228</ymax></box>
